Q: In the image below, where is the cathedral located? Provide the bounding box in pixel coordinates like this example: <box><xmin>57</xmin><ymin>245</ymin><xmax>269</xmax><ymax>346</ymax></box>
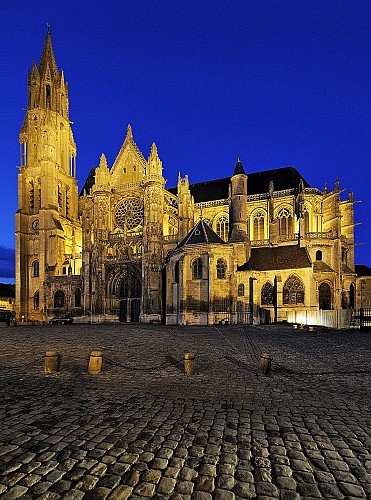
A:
<box><xmin>15</xmin><ymin>31</ymin><xmax>357</xmax><ymax>325</ymax></box>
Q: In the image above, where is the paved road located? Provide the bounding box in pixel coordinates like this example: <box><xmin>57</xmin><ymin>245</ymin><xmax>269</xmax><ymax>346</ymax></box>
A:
<box><xmin>0</xmin><ymin>323</ymin><xmax>370</xmax><ymax>499</ymax></box>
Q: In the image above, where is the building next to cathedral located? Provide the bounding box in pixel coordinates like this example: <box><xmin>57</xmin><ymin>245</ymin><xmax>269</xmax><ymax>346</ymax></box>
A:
<box><xmin>16</xmin><ymin>31</ymin><xmax>357</xmax><ymax>326</ymax></box>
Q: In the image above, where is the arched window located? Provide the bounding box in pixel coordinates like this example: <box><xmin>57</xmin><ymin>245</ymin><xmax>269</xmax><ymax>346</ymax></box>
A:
<box><xmin>252</xmin><ymin>210</ymin><xmax>265</xmax><ymax>241</ymax></box>
<box><xmin>32</xmin><ymin>260</ymin><xmax>39</xmax><ymax>277</ymax></box>
<box><xmin>277</xmin><ymin>207</ymin><xmax>293</xmax><ymax>240</ymax></box>
<box><xmin>319</xmin><ymin>282</ymin><xmax>332</xmax><ymax>310</ymax></box>
<box><xmin>238</xmin><ymin>283</ymin><xmax>245</xmax><ymax>296</ymax></box>
<box><xmin>54</xmin><ymin>290</ymin><xmax>65</xmax><ymax>309</ymax></box>
<box><xmin>316</xmin><ymin>250</ymin><xmax>322</xmax><ymax>261</ymax></box>
<box><xmin>283</xmin><ymin>275</ymin><xmax>305</xmax><ymax>305</ymax></box>
<box><xmin>261</xmin><ymin>282</ymin><xmax>274</xmax><ymax>306</ymax></box>
<box><xmin>215</xmin><ymin>214</ymin><xmax>229</xmax><ymax>241</ymax></box>
<box><xmin>34</xmin><ymin>290</ymin><xmax>39</xmax><ymax>310</ymax></box>
<box><xmin>216</xmin><ymin>259</ymin><xmax>227</xmax><ymax>279</ymax></box>
<box><xmin>74</xmin><ymin>288</ymin><xmax>82</xmax><ymax>308</ymax></box>
<box><xmin>192</xmin><ymin>258</ymin><xmax>203</xmax><ymax>280</ymax></box>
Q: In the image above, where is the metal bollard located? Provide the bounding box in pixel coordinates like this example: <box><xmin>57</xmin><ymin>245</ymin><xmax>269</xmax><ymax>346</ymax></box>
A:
<box><xmin>45</xmin><ymin>351</ymin><xmax>60</xmax><ymax>374</ymax></box>
<box><xmin>184</xmin><ymin>353</ymin><xmax>196</xmax><ymax>376</ymax></box>
<box><xmin>88</xmin><ymin>351</ymin><xmax>102</xmax><ymax>374</ymax></box>
<box><xmin>258</xmin><ymin>352</ymin><xmax>272</xmax><ymax>376</ymax></box>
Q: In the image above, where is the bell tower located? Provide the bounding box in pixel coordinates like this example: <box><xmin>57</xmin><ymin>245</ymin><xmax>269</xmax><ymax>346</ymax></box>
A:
<box><xmin>15</xmin><ymin>29</ymin><xmax>81</xmax><ymax>322</ymax></box>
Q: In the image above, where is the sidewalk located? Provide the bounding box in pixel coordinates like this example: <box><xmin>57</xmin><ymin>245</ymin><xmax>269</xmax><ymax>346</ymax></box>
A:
<box><xmin>0</xmin><ymin>324</ymin><xmax>370</xmax><ymax>499</ymax></box>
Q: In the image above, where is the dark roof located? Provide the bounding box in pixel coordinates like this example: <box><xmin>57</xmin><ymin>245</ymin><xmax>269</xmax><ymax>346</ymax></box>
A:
<box><xmin>313</xmin><ymin>261</ymin><xmax>334</xmax><ymax>273</ymax></box>
<box><xmin>246</xmin><ymin>245</ymin><xmax>312</xmax><ymax>271</ymax></box>
<box><xmin>176</xmin><ymin>219</ymin><xmax>225</xmax><ymax>249</ymax></box>
<box><xmin>233</xmin><ymin>157</ymin><xmax>245</xmax><ymax>175</ymax></box>
<box><xmin>79</xmin><ymin>166</ymin><xmax>96</xmax><ymax>196</ymax></box>
<box><xmin>355</xmin><ymin>264</ymin><xmax>371</xmax><ymax>277</ymax></box>
<box><xmin>168</xmin><ymin>166</ymin><xmax>309</xmax><ymax>203</ymax></box>
<box><xmin>0</xmin><ymin>283</ymin><xmax>15</xmax><ymax>298</ymax></box>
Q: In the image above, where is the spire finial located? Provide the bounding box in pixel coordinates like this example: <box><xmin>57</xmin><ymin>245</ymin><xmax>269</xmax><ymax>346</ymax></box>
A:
<box><xmin>46</xmin><ymin>23</ymin><xmax>51</xmax><ymax>33</ymax></box>
<box><xmin>238</xmin><ymin>155</ymin><xmax>241</xmax><ymax>162</ymax></box>
<box><xmin>126</xmin><ymin>124</ymin><xmax>133</xmax><ymax>140</ymax></box>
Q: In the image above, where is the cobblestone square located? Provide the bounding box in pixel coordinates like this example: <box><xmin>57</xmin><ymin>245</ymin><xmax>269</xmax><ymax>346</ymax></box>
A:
<box><xmin>0</xmin><ymin>323</ymin><xmax>370</xmax><ymax>499</ymax></box>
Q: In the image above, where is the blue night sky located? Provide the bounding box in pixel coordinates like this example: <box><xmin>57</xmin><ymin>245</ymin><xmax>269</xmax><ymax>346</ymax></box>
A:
<box><xmin>0</xmin><ymin>0</ymin><xmax>370</xmax><ymax>282</ymax></box>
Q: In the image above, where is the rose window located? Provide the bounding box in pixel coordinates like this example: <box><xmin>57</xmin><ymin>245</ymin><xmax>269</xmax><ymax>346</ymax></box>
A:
<box><xmin>114</xmin><ymin>198</ymin><xmax>143</xmax><ymax>230</ymax></box>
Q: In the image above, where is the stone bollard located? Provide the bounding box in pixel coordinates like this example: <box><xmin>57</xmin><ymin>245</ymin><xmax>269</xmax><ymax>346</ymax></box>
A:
<box><xmin>308</xmin><ymin>326</ymin><xmax>315</xmax><ymax>332</ymax></box>
<box><xmin>184</xmin><ymin>353</ymin><xmax>196</xmax><ymax>376</ymax></box>
<box><xmin>300</xmin><ymin>323</ymin><xmax>305</xmax><ymax>330</ymax></box>
<box><xmin>293</xmin><ymin>324</ymin><xmax>298</xmax><ymax>329</ymax></box>
<box><xmin>258</xmin><ymin>352</ymin><xmax>272</xmax><ymax>376</ymax></box>
<box><xmin>88</xmin><ymin>351</ymin><xmax>102</xmax><ymax>374</ymax></box>
<box><xmin>45</xmin><ymin>351</ymin><xmax>60</xmax><ymax>374</ymax></box>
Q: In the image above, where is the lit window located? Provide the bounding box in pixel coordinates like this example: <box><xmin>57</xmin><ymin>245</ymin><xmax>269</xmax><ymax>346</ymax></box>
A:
<box><xmin>216</xmin><ymin>214</ymin><xmax>229</xmax><ymax>241</ymax></box>
<box><xmin>238</xmin><ymin>283</ymin><xmax>245</xmax><ymax>296</ymax></box>
<box><xmin>277</xmin><ymin>207</ymin><xmax>293</xmax><ymax>240</ymax></box>
<box><xmin>252</xmin><ymin>210</ymin><xmax>265</xmax><ymax>240</ymax></box>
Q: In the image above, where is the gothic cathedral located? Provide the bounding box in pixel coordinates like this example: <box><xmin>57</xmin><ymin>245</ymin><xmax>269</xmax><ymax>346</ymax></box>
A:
<box><xmin>16</xmin><ymin>31</ymin><xmax>357</xmax><ymax>325</ymax></box>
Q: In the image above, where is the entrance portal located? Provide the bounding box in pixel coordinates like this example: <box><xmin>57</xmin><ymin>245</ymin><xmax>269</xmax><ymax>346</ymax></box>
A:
<box><xmin>118</xmin><ymin>267</ymin><xmax>141</xmax><ymax>322</ymax></box>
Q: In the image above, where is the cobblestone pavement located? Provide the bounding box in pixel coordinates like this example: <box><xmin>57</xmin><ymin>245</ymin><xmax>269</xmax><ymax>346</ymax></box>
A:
<box><xmin>0</xmin><ymin>323</ymin><xmax>370</xmax><ymax>499</ymax></box>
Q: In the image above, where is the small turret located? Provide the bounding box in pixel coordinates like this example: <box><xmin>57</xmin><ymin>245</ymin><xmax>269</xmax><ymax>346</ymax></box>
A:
<box><xmin>229</xmin><ymin>156</ymin><xmax>248</xmax><ymax>242</ymax></box>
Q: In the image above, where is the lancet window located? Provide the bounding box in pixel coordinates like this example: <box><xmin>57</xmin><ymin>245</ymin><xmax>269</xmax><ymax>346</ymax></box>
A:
<box><xmin>215</xmin><ymin>214</ymin><xmax>229</xmax><ymax>241</ymax></box>
<box><xmin>277</xmin><ymin>207</ymin><xmax>293</xmax><ymax>240</ymax></box>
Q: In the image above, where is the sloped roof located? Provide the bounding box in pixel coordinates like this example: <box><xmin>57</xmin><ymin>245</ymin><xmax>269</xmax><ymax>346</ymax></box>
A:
<box><xmin>313</xmin><ymin>261</ymin><xmax>334</xmax><ymax>273</ymax></box>
<box><xmin>355</xmin><ymin>264</ymin><xmax>371</xmax><ymax>277</ymax></box>
<box><xmin>247</xmin><ymin>245</ymin><xmax>312</xmax><ymax>271</ymax></box>
<box><xmin>0</xmin><ymin>283</ymin><xmax>15</xmax><ymax>298</ymax></box>
<box><xmin>168</xmin><ymin>166</ymin><xmax>309</xmax><ymax>203</ymax></box>
<box><xmin>79</xmin><ymin>166</ymin><xmax>96</xmax><ymax>196</ymax></box>
<box><xmin>233</xmin><ymin>157</ymin><xmax>245</xmax><ymax>175</ymax></box>
<box><xmin>176</xmin><ymin>219</ymin><xmax>225</xmax><ymax>249</ymax></box>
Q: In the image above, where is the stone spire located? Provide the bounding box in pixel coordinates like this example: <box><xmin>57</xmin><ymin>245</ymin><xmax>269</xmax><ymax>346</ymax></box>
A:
<box><xmin>38</xmin><ymin>28</ymin><xmax>59</xmax><ymax>80</ymax></box>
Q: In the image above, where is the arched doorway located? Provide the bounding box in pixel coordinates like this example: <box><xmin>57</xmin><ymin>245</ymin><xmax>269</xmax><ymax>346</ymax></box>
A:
<box><xmin>118</xmin><ymin>267</ymin><xmax>141</xmax><ymax>322</ymax></box>
<box><xmin>319</xmin><ymin>282</ymin><xmax>332</xmax><ymax>310</ymax></box>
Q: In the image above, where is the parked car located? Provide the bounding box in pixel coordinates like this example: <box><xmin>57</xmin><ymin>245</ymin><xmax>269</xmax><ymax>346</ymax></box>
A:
<box><xmin>49</xmin><ymin>313</ymin><xmax>74</xmax><ymax>325</ymax></box>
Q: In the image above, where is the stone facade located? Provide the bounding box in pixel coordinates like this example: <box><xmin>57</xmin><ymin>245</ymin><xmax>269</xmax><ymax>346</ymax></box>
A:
<box><xmin>16</xmin><ymin>32</ymin><xmax>357</xmax><ymax>325</ymax></box>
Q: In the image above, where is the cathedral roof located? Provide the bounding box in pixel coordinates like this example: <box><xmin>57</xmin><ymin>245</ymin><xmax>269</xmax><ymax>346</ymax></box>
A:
<box><xmin>168</xmin><ymin>166</ymin><xmax>309</xmax><ymax>203</ymax></box>
<box><xmin>176</xmin><ymin>219</ymin><xmax>225</xmax><ymax>249</ymax></box>
<box><xmin>246</xmin><ymin>245</ymin><xmax>312</xmax><ymax>271</ymax></box>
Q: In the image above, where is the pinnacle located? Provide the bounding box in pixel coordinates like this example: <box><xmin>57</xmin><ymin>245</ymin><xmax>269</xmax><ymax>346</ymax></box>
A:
<box><xmin>38</xmin><ymin>28</ymin><xmax>59</xmax><ymax>79</ymax></box>
<box><xmin>126</xmin><ymin>124</ymin><xmax>133</xmax><ymax>140</ymax></box>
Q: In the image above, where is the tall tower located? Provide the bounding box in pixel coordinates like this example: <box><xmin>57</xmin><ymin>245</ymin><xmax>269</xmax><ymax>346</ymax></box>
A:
<box><xmin>15</xmin><ymin>29</ymin><xmax>82</xmax><ymax>321</ymax></box>
<box><xmin>141</xmin><ymin>143</ymin><xmax>165</xmax><ymax>323</ymax></box>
